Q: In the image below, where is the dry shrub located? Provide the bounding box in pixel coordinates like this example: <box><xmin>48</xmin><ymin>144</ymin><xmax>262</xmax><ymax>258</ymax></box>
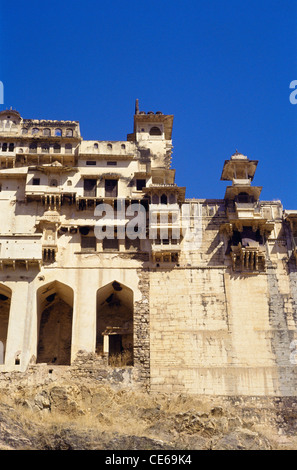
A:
<box><xmin>108</xmin><ymin>350</ymin><xmax>133</xmax><ymax>367</ymax></box>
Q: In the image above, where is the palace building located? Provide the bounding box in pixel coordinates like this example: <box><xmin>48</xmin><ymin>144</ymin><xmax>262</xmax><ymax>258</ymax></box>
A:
<box><xmin>0</xmin><ymin>102</ymin><xmax>296</xmax><ymax>395</ymax></box>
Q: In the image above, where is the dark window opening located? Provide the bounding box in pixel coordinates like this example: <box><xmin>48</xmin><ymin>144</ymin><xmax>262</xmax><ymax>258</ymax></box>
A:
<box><xmin>136</xmin><ymin>179</ymin><xmax>146</xmax><ymax>191</ymax></box>
<box><xmin>32</xmin><ymin>178</ymin><xmax>40</xmax><ymax>186</ymax></box>
<box><xmin>81</xmin><ymin>236</ymin><xmax>97</xmax><ymax>251</ymax></box>
<box><xmin>236</xmin><ymin>192</ymin><xmax>251</xmax><ymax>204</ymax></box>
<box><xmin>149</xmin><ymin>126</ymin><xmax>162</xmax><ymax>136</ymax></box>
<box><xmin>53</xmin><ymin>144</ymin><xmax>61</xmax><ymax>153</ymax></box>
<box><xmin>107</xmin><ymin>161</ymin><xmax>117</xmax><ymax>166</ymax></box>
<box><xmin>84</xmin><ymin>178</ymin><xmax>97</xmax><ymax>197</ymax></box>
<box><xmin>160</xmin><ymin>194</ymin><xmax>168</xmax><ymax>204</ymax></box>
<box><xmin>105</xmin><ymin>179</ymin><xmax>118</xmax><ymax>197</ymax></box>
<box><xmin>50</xmin><ymin>179</ymin><xmax>58</xmax><ymax>187</ymax></box>
<box><xmin>79</xmin><ymin>226</ymin><xmax>90</xmax><ymax>236</ymax></box>
<box><xmin>41</xmin><ymin>144</ymin><xmax>49</xmax><ymax>153</ymax></box>
<box><xmin>228</xmin><ymin>226</ymin><xmax>264</xmax><ymax>254</ymax></box>
<box><xmin>29</xmin><ymin>143</ymin><xmax>37</xmax><ymax>153</ymax></box>
<box><xmin>103</xmin><ymin>238</ymin><xmax>119</xmax><ymax>251</ymax></box>
<box><xmin>125</xmin><ymin>238</ymin><xmax>140</xmax><ymax>251</ymax></box>
<box><xmin>86</xmin><ymin>161</ymin><xmax>96</xmax><ymax>165</ymax></box>
<box><xmin>9</xmin><ymin>143</ymin><xmax>14</xmax><ymax>152</ymax></box>
<box><xmin>1</xmin><ymin>143</ymin><xmax>7</xmax><ymax>152</ymax></box>
<box><xmin>65</xmin><ymin>144</ymin><xmax>72</xmax><ymax>154</ymax></box>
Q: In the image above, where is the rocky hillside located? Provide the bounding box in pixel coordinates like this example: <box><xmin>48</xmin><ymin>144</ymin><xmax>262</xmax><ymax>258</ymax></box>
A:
<box><xmin>0</xmin><ymin>381</ymin><xmax>297</xmax><ymax>450</ymax></box>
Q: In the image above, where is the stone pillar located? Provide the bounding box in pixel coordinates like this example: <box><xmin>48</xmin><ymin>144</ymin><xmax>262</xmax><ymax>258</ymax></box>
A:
<box><xmin>5</xmin><ymin>282</ymin><xmax>30</xmax><ymax>368</ymax></box>
<box><xmin>71</xmin><ymin>274</ymin><xmax>97</xmax><ymax>362</ymax></box>
<box><xmin>133</xmin><ymin>269</ymin><xmax>150</xmax><ymax>389</ymax></box>
<box><xmin>103</xmin><ymin>334</ymin><xmax>109</xmax><ymax>355</ymax></box>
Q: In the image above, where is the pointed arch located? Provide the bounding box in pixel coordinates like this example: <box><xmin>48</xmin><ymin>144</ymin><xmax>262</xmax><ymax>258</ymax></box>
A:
<box><xmin>36</xmin><ymin>281</ymin><xmax>74</xmax><ymax>365</ymax></box>
<box><xmin>96</xmin><ymin>281</ymin><xmax>133</xmax><ymax>366</ymax></box>
<box><xmin>0</xmin><ymin>283</ymin><xmax>12</xmax><ymax>365</ymax></box>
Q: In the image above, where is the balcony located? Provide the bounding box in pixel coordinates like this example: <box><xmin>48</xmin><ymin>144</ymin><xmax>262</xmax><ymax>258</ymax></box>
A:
<box><xmin>151</xmin><ymin>240</ymin><xmax>181</xmax><ymax>264</ymax></box>
<box><xmin>230</xmin><ymin>243</ymin><xmax>266</xmax><ymax>272</ymax></box>
<box><xmin>25</xmin><ymin>186</ymin><xmax>76</xmax><ymax>207</ymax></box>
<box><xmin>42</xmin><ymin>241</ymin><xmax>58</xmax><ymax>263</ymax></box>
<box><xmin>0</xmin><ymin>235</ymin><xmax>42</xmax><ymax>269</ymax></box>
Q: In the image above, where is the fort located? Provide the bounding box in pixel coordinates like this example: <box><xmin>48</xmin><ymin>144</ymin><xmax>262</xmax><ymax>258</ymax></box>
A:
<box><xmin>0</xmin><ymin>101</ymin><xmax>296</xmax><ymax>396</ymax></box>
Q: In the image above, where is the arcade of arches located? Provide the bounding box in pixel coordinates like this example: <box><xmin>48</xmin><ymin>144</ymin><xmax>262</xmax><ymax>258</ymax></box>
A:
<box><xmin>0</xmin><ymin>280</ymin><xmax>135</xmax><ymax>367</ymax></box>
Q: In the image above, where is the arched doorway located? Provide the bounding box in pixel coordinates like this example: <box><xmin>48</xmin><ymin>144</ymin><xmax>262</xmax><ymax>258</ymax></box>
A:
<box><xmin>0</xmin><ymin>284</ymin><xmax>12</xmax><ymax>365</ymax></box>
<box><xmin>37</xmin><ymin>281</ymin><xmax>74</xmax><ymax>365</ymax></box>
<box><xmin>96</xmin><ymin>281</ymin><xmax>133</xmax><ymax>366</ymax></box>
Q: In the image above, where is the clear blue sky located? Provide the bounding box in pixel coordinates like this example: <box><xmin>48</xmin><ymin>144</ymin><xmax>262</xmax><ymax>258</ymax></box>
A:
<box><xmin>0</xmin><ymin>0</ymin><xmax>296</xmax><ymax>208</ymax></box>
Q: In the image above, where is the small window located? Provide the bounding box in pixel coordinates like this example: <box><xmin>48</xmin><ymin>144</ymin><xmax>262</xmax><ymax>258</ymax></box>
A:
<box><xmin>107</xmin><ymin>161</ymin><xmax>117</xmax><ymax>166</ymax></box>
<box><xmin>32</xmin><ymin>178</ymin><xmax>40</xmax><ymax>186</ymax></box>
<box><xmin>121</xmin><ymin>144</ymin><xmax>126</xmax><ymax>149</ymax></box>
<box><xmin>66</xmin><ymin>128</ymin><xmax>73</xmax><ymax>137</ymax></box>
<box><xmin>84</xmin><ymin>179</ymin><xmax>97</xmax><ymax>197</ymax></box>
<box><xmin>86</xmin><ymin>160</ymin><xmax>96</xmax><ymax>165</ymax></box>
<box><xmin>43</xmin><ymin>128</ymin><xmax>51</xmax><ymax>136</ymax></box>
<box><xmin>94</xmin><ymin>143</ymin><xmax>99</xmax><ymax>149</ymax></box>
<box><xmin>81</xmin><ymin>236</ymin><xmax>97</xmax><ymax>251</ymax></box>
<box><xmin>105</xmin><ymin>179</ymin><xmax>118</xmax><ymax>197</ymax></box>
<box><xmin>237</xmin><ymin>192</ymin><xmax>250</xmax><ymax>203</ymax></box>
<box><xmin>125</xmin><ymin>237</ymin><xmax>140</xmax><ymax>251</ymax></box>
<box><xmin>160</xmin><ymin>194</ymin><xmax>168</xmax><ymax>204</ymax></box>
<box><xmin>32</xmin><ymin>128</ymin><xmax>39</xmax><ymax>135</ymax></box>
<box><xmin>107</xmin><ymin>143</ymin><xmax>112</xmax><ymax>149</ymax></box>
<box><xmin>149</xmin><ymin>126</ymin><xmax>162</xmax><ymax>136</ymax></box>
<box><xmin>103</xmin><ymin>238</ymin><xmax>119</xmax><ymax>251</ymax></box>
<box><xmin>55</xmin><ymin>128</ymin><xmax>62</xmax><ymax>137</ymax></box>
<box><xmin>21</xmin><ymin>128</ymin><xmax>28</xmax><ymax>135</ymax></box>
<box><xmin>8</xmin><ymin>143</ymin><xmax>14</xmax><ymax>152</ymax></box>
<box><xmin>136</xmin><ymin>179</ymin><xmax>146</xmax><ymax>191</ymax></box>
<box><xmin>1</xmin><ymin>143</ymin><xmax>7</xmax><ymax>152</ymax></box>
<box><xmin>41</xmin><ymin>144</ymin><xmax>49</xmax><ymax>153</ymax></box>
<box><xmin>67</xmin><ymin>180</ymin><xmax>72</xmax><ymax>186</ymax></box>
<box><xmin>65</xmin><ymin>144</ymin><xmax>72</xmax><ymax>154</ymax></box>
<box><xmin>53</xmin><ymin>143</ymin><xmax>61</xmax><ymax>153</ymax></box>
<box><xmin>29</xmin><ymin>143</ymin><xmax>37</xmax><ymax>153</ymax></box>
<box><xmin>50</xmin><ymin>179</ymin><xmax>58</xmax><ymax>187</ymax></box>
<box><xmin>152</xmin><ymin>194</ymin><xmax>159</xmax><ymax>204</ymax></box>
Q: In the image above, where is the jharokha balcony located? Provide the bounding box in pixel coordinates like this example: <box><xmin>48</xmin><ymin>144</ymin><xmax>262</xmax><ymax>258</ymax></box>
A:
<box><xmin>230</xmin><ymin>241</ymin><xmax>266</xmax><ymax>273</ymax></box>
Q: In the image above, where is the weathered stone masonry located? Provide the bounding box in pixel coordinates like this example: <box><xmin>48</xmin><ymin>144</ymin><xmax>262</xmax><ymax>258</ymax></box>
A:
<box><xmin>0</xmin><ymin>103</ymin><xmax>296</xmax><ymax>395</ymax></box>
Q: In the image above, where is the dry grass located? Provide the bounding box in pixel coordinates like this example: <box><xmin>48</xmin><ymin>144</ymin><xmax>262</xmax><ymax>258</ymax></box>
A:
<box><xmin>108</xmin><ymin>350</ymin><xmax>133</xmax><ymax>367</ymax></box>
<box><xmin>5</xmin><ymin>385</ymin><xmax>214</xmax><ymax>443</ymax></box>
